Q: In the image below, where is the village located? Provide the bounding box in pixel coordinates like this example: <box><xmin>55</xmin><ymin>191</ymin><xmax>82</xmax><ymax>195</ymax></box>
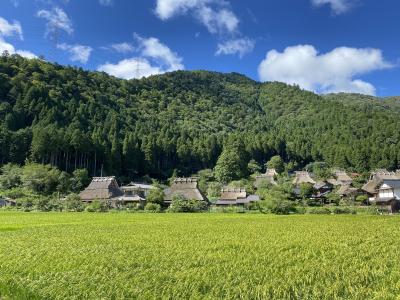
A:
<box><xmin>2</xmin><ymin>167</ymin><xmax>394</xmax><ymax>214</ymax></box>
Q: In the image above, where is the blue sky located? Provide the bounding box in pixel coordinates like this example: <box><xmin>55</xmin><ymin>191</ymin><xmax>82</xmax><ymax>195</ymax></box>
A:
<box><xmin>0</xmin><ymin>0</ymin><xmax>399</xmax><ymax>96</ymax></box>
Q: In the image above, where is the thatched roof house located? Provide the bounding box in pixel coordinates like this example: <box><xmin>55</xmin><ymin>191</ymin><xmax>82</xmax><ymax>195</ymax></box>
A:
<box><xmin>293</xmin><ymin>171</ymin><xmax>316</xmax><ymax>186</ymax></box>
<box><xmin>164</xmin><ymin>178</ymin><xmax>206</xmax><ymax>203</ymax></box>
<box><xmin>336</xmin><ymin>185</ymin><xmax>361</xmax><ymax>197</ymax></box>
<box><xmin>362</xmin><ymin>170</ymin><xmax>400</xmax><ymax>195</ymax></box>
<box><xmin>79</xmin><ymin>177</ymin><xmax>123</xmax><ymax>203</ymax></box>
<box><xmin>371</xmin><ymin>179</ymin><xmax>400</xmax><ymax>213</ymax></box>
<box><xmin>215</xmin><ymin>188</ymin><xmax>260</xmax><ymax>206</ymax></box>
<box><xmin>328</xmin><ymin>170</ymin><xmax>353</xmax><ymax>186</ymax></box>
<box><xmin>255</xmin><ymin>169</ymin><xmax>278</xmax><ymax>188</ymax></box>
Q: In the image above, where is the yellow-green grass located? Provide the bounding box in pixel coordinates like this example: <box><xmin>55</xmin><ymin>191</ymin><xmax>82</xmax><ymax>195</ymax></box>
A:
<box><xmin>1</xmin><ymin>212</ymin><xmax>400</xmax><ymax>299</ymax></box>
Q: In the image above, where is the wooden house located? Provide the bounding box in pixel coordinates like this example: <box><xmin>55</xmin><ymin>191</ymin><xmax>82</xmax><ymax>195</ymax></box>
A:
<box><xmin>164</xmin><ymin>178</ymin><xmax>207</xmax><ymax>204</ymax></box>
<box><xmin>311</xmin><ymin>181</ymin><xmax>333</xmax><ymax>199</ymax></box>
<box><xmin>293</xmin><ymin>171</ymin><xmax>316</xmax><ymax>186</ymax></box>
<box><xmin>254</xmin><ymin>168</ymin><xmax>278</xmax><ymax>188</ymax></box>
<box><xmin>215</xmin><ymin>188</ymin><xmax>260</xmax><ymax>206</ymax></box>
<box><xmin>336</xmin><ymin>185</ymin><xmax>361</xmax><ymax>199</ymax></box>
<box><xmin>362</xmin><ymin>170</ymin><xmax>400</xmax><ymax>202</ymax></box>
<box><xmin>371</xmin><ymin>179</ymin><xmax>400</xmax><ymax>213</ymax></box>
<box><xmin>117</xmin><ymin>182</ymin><xmax>155</xmax><ymax>206</ymax></box>
<box><xmin>327</xmin><ymin>170</ymin><xmax>353</xmax><ymax>186</ymax></box>
<box><xmin>79</xmin><ymin>177</ymin><xmax>123</xmax><ymax>205</ymax></box>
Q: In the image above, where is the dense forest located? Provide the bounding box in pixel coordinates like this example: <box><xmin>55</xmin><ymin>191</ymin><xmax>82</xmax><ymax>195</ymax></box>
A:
<box><xmin>1</xmin><ymin>53</ymin><xmax>400</xmax><ymax>179</ymax></box>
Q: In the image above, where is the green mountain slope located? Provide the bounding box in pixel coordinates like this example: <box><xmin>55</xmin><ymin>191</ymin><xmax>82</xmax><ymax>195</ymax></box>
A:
<box><xmin>0</xmin><ymin>54</ymin><xmax>399</xmax><ymax>178</ymax></box>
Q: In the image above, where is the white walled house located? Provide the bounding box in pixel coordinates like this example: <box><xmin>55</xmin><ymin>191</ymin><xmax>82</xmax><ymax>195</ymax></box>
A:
<box><xmin>373</xmin><ymin>179</ymin><xmax>400</xmax><ymax>213</ymax></box>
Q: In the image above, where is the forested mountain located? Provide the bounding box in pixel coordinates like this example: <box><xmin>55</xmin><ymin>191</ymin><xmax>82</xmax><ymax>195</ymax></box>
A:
<box><xmin>1</xmin><ymin>53</ymin><xmax>400</xmax><ymax>179</ymax></box>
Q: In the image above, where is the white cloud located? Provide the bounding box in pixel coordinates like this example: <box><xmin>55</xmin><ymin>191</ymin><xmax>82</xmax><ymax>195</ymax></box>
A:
<box><xmin>98</xmin><ymin>58</ymin><xmax>163</xmax><ymax>79</ymax></box>
<box><xmin>155</xmin><ymin>0</ymin><xmax>239</xmax><ymax>35</ymax></box>
<box><xmin>216</xmin><ymin>38</ymin><xmax>255</xmax><ymax>58</ymax></box>
<box><xmin>0</xmin><ymin>16</ymin><xmax>35</xmax><ymax>58</ymax></box>
<box><xmin>111</xmin><ymin>42</ymin><xmax>135</xmax><ymax>53</ymax></box>
<box><xmin>0</xmin><ymin>37</ymin><xmax>36</xmax><ymax>58</ymax></box>
<box><xmin>0</xmin><ymin>17</ymin><xmax>23</xmax><ymax>39</ymax></box>
<box><xmin>311</xmin><ymin>0</ymin><xmax>353</xmax><ymax>15</ymax></box>
<box><xmin>57</xmin><ymin>43</ymin><xmax>92</xmax><ymax>64</ymax></box>
<box><xmin>258</xmin><ymin>45</ymin><xmax>391</xmax><ymax>95</ymax></box>
<box><xmin>98</xmin><ymin>34</ymin><xmax>184</xmax><ymax>79</ymax></box>
<box><xmin>99</xmin><ymin>0</ymin><xmax>113</xmax><ymax>6</ymax></box>
<box><xmin>134</xmin><ymin>34</ymin><xmax>184</xmax><ymax>71</ymax></box>
<box><xmin>37</xmin><ymin>7</ymin><xmax>73</xmax><ymax>36</ymax></box>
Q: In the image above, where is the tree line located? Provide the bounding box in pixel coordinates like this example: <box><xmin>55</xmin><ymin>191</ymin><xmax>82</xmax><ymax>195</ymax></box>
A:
<box><xmin>1</xmin><ymin>53</ymin><xmax>400</xmax><ymax>181</ymax></box>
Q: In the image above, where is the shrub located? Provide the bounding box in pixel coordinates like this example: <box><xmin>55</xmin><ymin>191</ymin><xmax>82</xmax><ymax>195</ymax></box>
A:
<box><xmin>85</xmin><ymin>200</ymin><xmax>110</xmax><ymax>212</ymax></box>
<box><xmin>307</xmin><ymin>207</ymin><xmax>332</xmax><ymax>214</ymax></box>
<box><xmin>260</xmin><ymin>198</ymin><xmax>297</xmax><ymax>215</ymax></box>
<box><xmin>146</xmin><ymin>187</ymin><xmax>165</xmax><ymax>205</ymax></box>
<box><xmin>333</xmin><ymin>207</ymin><xmax>356</xmax><ymax>215</ymax></box>
<box><xmin>169</xmin><ymin>199</ymin><xmax>208</xmax><ymax>213</ymax></box>
<box><xmin>64</xmin><ymin>193</ymin><xmax>84</xmax><ymax>212</ymax></box>
<box><xmin>144</xmin><ymin>203</ymin><xmax>161</xmax><ymax>213</ymax></box>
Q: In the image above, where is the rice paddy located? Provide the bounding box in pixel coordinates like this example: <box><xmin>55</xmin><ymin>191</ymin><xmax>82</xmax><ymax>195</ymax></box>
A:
<box><xmin>1</xmin><ymin>212</ymin><xmax>400</xmax><ymax>299</ymax></box>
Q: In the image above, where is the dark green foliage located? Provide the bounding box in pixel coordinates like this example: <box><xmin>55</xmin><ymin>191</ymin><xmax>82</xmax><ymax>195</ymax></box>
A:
<box><xmin>1</xmin><ymin>54</ymin><xmax>400</xmax><ymax>178</ymax></box>
<box><xmin>168</xmin><ymin>195</ymin><xmax>208</xmax><ymax>213</ymax></box>
<box><xmin>266</xmin><ymin>155</ymin><xmax>284</xmax><ymax>174</ymax></box>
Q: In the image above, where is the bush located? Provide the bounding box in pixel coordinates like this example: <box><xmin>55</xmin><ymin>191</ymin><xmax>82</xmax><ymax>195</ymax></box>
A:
<box><xmin>64</xmin><ymin>193</ymin><xmax>85</xmax><ymax>212</ymax></box>
<box><xmin>144</xmin><ymin>203</ymin><xmax>161</xmax><ymax>213</ymax></box>
<box><xmin>307</xmin><ymin>207</ymin><xmax>332</xmax><ymax>214</ymax></box>
<box><xmin>85</xmin><ymin>200</ymin><xmax>110</xmax><ymax>212</ymax></box>
<box><xmin>260</xmin><ymin>198</ymin><xmax>297</xmax><ymax>215</ymax></box>
<box><xmin>168</xmin><ymin>197</ymin><xmax>208</xmax><ymax>213</ymax></box>
<box><xmin>332</xmin><ymin>207</ymin><xmax>356</xmax><ymax>215</ymax></box>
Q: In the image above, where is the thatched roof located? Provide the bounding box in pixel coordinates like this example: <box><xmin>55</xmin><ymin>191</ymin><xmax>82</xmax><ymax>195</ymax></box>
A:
<box><xmin>293</xmin><ymin>171</ymin><xmax>316</xmax><ymax>185</ymax></box>
<box><xmin>313</xmin><ymin>181</ymin><xmax>331</xmax><ymax>190</ymax></box>
<box><xmin>79</xmin><ymin>177</ymin><xmax>123</xmax><ymax>201</ymax></box>
<box><xmin>334</xmin><ymin>170</ymin><xmax>353</xmax><ymax>183</ymax></box>
<box><xmin>362</xmin><ymin>171</ymin><xmax>400</xmax><ymax>194</ymax></box>
<box><xmin>337</xmin><ymin>185</ymin><xmax>360</xmax><ymax>196</ymax></box>
<box><xmin>216</xmin><ymin>191</ymin><xmax>260</xmax><ymax>205</ymax></box>
<box><xmin>220</xmin><ymin>188</ymin><xmax>247</xmax><ymax>200</ymax></box>
<box><xmin>255</xmin><ymin>169</ymin><xmax>277</xmax><ymax>187</ymax></box>
<box><xmin>164</xmin><ymin>178</ymin><xmax>206</xmax><ymax>201</ymax></box>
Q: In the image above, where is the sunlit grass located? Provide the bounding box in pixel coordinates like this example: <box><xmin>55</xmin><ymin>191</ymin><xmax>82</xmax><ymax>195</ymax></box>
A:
<box><xmin>1</xmin><ymin>212</ymin><xmax>400</xmax><ymax>299</ymax></box>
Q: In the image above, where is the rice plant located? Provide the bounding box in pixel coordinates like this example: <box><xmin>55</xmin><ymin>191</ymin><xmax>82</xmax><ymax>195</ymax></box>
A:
<box><xmin>1</xmin><ymin>212</ymin><xmax>400</xmax><ymax>299</ymax></box>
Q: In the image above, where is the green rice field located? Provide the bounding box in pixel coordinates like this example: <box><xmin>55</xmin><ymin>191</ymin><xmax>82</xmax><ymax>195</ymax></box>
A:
<box><xmin>1</xmin><ymin>212</ymin><xmax>400</xmax><ymax>299</ymax></box>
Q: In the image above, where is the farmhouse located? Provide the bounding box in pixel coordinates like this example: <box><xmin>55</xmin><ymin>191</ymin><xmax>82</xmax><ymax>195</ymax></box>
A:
<box><xmin>362</xmin><ymin>170</ymin><xmax>400</xmax><ymax>202</ymax></box>
<box><xmin>371</xmin><ymin>179</ymin><xmax>400</xmax><ymax>213</ymax></box>
<box><xmin>117</xmin><ymin>182</ymin><xmax>155</xmax><ymax>206</ymax></box>
<box><xmin>327</xmin><ymin>170</ymin><xmax>353</xmax><ymax>186</ymax></box>
<box><xmin>164</xmin><ymin>178</ymin><xmax>207</xmax><ymax>204</ymax></box>
<box><xmin>293</xmin><ymin>171</ymin><xmax>316</xmax><ymax>186</ymax></box>
<box><xmin>254</xmin><ymin>168</ymin><xmax>278</xmax><ymax>188</ymax></box>
<box><xmin>311</xmin><ymin>181</ymin><xmax>333</xmax><ymax>199</ymax></box>
<box><xmin>215</xmin><ymin>188</ymin><xmax>260</xmax><ymax>206</ymax></box>
<box><xmin>336</xmin><ymin>185</ymin><xmax>361</xmax><ymax>199</ymax></box>
<box><xmin>79</xmin><ymin>177</ymin><xmax>123</xmax><ymax>205</ymax></box>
